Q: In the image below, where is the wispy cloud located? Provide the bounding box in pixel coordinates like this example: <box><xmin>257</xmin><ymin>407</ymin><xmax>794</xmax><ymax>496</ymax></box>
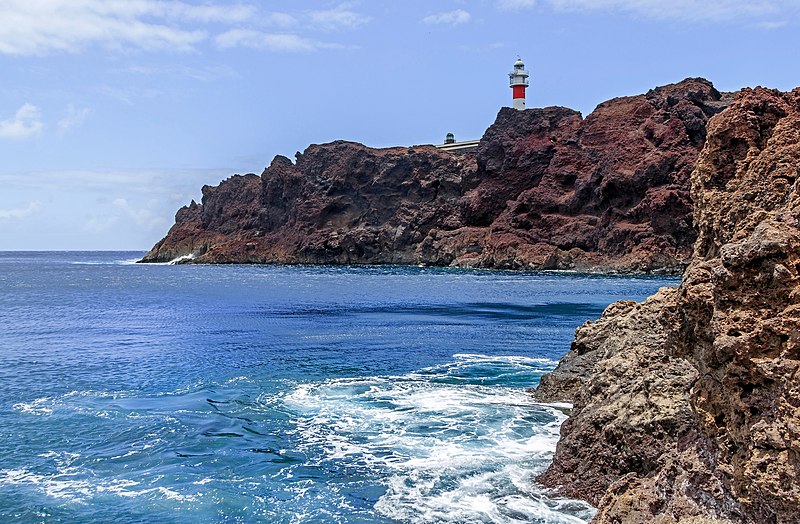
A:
<box><xmin>266</xmin><ymin>12</ymin><xmax>298</xmax><ymax>28</ymax></box>
<box><xmin>422</xmin><ymin>10</ymin><xmax>472</xmax><ymax>26</ymax></box>
<box><xmin>215</xmin><ymin>30</ymin><xmax>337</xmax><ymax>52</ymax></box>
<box><xmin>459</xmin><ymin>42</ymin><xmax>506</xmax><ymax>53</ymax></box>
<box><xmin>0</xmin><ymin>2</ymin><xmax>369</xmax><ymax>56</ymax></box>
<box><xmin>1</xmin><ymin>168</ymin><xmax>233</xmax><ymax>248</ymax></box>
<box><xmin>96</xmin><ymin>85</ymin><xmax>161</xmax><ymax>105</ymax></box>
<box><xmin>113</xmin><ymin>197</ymin><xmax>170</xmax><ymax>231</ymax></box>
<box><xmin>82</xmin><ymin>213</ymin><xmax>120</xmax><ymax>234</ymax></box>
<box><xmin>309</xmin><ymin>3</ymin><xmax>371</xmax><ymax>31</ymax></box>
<box><xmin>115</xmin><ymin>64</ymin><xmax>238</xmax><ymax>82</ymax></box>
<box><xmin>143</xmin><ymin>2</ymin><xmax>256</xmax><ymax>23</ymax></box>
<box><xmin>494</xmin><ymin>0</ymin><xmax>798</xmax><ymax>22</ymax></box>
<box><xmin>496</xmin><ymin>0</ymin><xmax>537</xmax><ymax>10</ymax></box>
<box><xmin>0</xmin><ymin>201</ymin><xmax>41</xmax><ymax>220</ymax></box>
<box><xmin>754</xmin><ymin>20</ymin><xmax>788</xmax><ymax>30</ymax></box>
<box><xmin>545</xmin><ymin>0</ymin><xmax>792</xmax><ymax>22</ymax></box>
<box><xmin>0</xmin><ymin>103</ymin><xmax>44</xmax><ymax>139</ymax></box>
<box><xmin>0</xmin><ymin>0</ymin><xmax>225</xmax><ymax>55</ymax></box>
<box><xmin>2</xmin><ymin>168</ymin><xmax>236</xmax><ymax>195</ymax></box>
<box><xmin>57</xmin><ymin>104</ymin><xmax>91</xmax><ymax>134</ymax></box>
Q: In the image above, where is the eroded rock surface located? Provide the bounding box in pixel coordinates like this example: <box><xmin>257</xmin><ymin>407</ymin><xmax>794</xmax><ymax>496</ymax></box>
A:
<box><xmin>142</xmin><ymin>79</ymin><xmax>728</xmax><ymax>272</ymax></box>
<box><xmin>536</xmin><ymin>87</ymin><xmax>800</xmax><ymax>523</ymax></box>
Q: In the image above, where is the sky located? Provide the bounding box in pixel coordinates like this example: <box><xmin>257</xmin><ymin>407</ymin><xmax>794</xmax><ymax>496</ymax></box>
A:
<box><xmin>1</xmin><ymin>0</ymin><xmax>798</xmax><ymax>251</ymax></box>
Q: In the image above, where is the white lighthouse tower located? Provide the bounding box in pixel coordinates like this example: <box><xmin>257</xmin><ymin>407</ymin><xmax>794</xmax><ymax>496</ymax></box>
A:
<box><xmin>509</xmin><ymin>57</ymin><xmax>530</xmax><ymax>110</ymax></box>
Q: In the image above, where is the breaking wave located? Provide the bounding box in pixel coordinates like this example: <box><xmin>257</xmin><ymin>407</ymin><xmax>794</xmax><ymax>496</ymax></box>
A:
<box><xmin>282</xmin><ymin>354</ymin><xmax>595</xmax><ymax>523</ymax></box>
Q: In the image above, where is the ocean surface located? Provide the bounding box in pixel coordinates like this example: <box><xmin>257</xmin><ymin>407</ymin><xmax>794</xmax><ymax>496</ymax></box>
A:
<box><xmin>0</xmin><ymin>252</ymin><xmax>677</xmax><ymax>523</ymax></box>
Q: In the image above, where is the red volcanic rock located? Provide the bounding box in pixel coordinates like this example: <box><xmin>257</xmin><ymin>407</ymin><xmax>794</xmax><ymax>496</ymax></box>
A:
<box><xmin>450</xmin><ymin>78</ymin><xmax>729</xmax><ymax>271</ymax></box>
<box><xmin>535</xmin><ymin>86</ymin><xmax>800</xmax><ymax>523</ymax></box>
<box><xmin>147</xmin><ymin>142</ymin><xmax>469</xmax><ymax>264</ymax></box>
<box><xmin>142</xmin><ymin>78</ymin><xmax>729</xmax><ymax>271</ymax></box>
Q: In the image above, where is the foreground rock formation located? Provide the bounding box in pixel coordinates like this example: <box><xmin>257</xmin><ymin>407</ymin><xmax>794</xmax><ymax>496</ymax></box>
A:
<box><xmin>142</xmin><ymin>78</ymin><xmax>729</xmax><ymax>272</ymax></box>
<box><xmin>534</xmin><ymin>87</ymin><xmax>800</xmax><ymax>523</ymax></box>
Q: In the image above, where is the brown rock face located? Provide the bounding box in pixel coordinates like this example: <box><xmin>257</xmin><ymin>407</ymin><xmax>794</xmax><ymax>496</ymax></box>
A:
<box><xmin>142</xmin><ymin>78</ymin><xmax>727</xmax><ymax>272</ymax></box>
<box><xmin>536</xmin><ymin>87</ymin><xmax>800</xmax><ymax>523</ymax></box>
<box><xmin>535</xmin><ymin>288</ymin><xmax>699</xmax><ymax>508</ymax></box>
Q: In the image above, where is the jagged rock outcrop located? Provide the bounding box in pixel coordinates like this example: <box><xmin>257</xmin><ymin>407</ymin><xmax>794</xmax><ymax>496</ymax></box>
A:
<box><xmin>142</xmin><ymin>78</ymin><xmax>729</xmax><ymax>272</ymax></box>
<box><xmin>145</xmin><ymin>143</ymin><xmax>468</xmax><ymax>264</ymax></box>
<box><xmin>535</xmin><ymin>87</ymin><xmax>800</xmax><ymax>523</ymax></box>
<box><xmin>534</xmin><ymin>288</ymin><xmax>701</xmax><ymax>511</ymax></box>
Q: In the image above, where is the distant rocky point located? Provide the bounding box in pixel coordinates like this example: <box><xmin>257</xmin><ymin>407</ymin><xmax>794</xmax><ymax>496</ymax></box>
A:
<box><xmin>141</xmin><ymin>78</ymin><xmax>731</xmax><ymax>273</ymax></box>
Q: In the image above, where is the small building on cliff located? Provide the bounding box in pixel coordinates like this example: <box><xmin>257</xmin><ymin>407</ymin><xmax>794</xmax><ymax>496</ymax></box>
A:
<box><xmin>436</xmin><ymin>133</ymin><xmax>480</xmax><ymax>153</ymax></box>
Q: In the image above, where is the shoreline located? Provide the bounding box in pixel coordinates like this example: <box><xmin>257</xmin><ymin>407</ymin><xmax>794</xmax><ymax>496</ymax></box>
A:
<box><xmin>137</xmin><ymin>255</ymin><xmax>688</xmax><ymax>277</ymax></box>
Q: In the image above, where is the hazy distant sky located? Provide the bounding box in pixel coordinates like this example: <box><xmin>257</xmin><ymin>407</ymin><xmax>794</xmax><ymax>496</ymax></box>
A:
<box><xmin>1</xmin><ymin>0</ymin><xmax>798</xmax><ymax>250</ymax></box>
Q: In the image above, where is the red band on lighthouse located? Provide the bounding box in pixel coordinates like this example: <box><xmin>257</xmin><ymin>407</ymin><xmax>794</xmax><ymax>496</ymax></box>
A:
<box><xmin>508</xmin><ymin>57</ymin><xmax>530</xmax><ymax>111</ymax></box>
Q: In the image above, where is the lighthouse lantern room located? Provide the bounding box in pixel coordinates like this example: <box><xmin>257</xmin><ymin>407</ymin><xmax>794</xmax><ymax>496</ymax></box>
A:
<box><xmin>509</xmin><ymin>57</ymin><xmax>529</xmax><ymax>110</ymax></box>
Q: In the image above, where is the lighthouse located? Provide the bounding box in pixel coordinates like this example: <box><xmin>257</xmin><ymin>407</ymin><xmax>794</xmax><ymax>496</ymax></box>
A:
<box><xmin>509</xmin><ymin>57</ymin><xmax>529</xmax><ymax>110</ymax></box>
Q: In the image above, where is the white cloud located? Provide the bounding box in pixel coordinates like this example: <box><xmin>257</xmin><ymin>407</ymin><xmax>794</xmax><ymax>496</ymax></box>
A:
<box><xmin>57</xmin><ymin>104</ymin><xmax>92</xmax><ymax>134</ymax></box>
<box><xmin>496</xmin><ymin>0</ymin><xmax>537</xmax><ymax>10</ymax></box>
<box><xmin>266</xmin><ymin>12</ymin><xmax>298</xmax><ymax>28</ymax></box>
<box><xmin>0</xmin><ymin>0</ymin><xmax>216</xmax><ymax>55</ymax></box>
<box><xmin>215</xmin><ymin>30</ymin><xmax>335</xmax><ymax>52</ymax></box>
<box><xmin>0</xmin><ymin>168</ymin><xmax>230</xmax><ymax>249</ymax></box>
<box><xmin>309</xmin><ymin>3</ymin><xmax>371</xmax><ymax>31</ymax></box>
<box><xmin>96</xmin><ymin>85</ymin><xmax>161</xmax><ymax>106</ymax></box>
<box><xmin>0</xmin><ymin>2</ymin><xmax>368</xmax><ymax>56</ymax></box>
<box><xmin>1</xmin><ymin>168</ymin><xmax>234</xmax><ymax>195</ymax></box>
<box><xmin>0</xmin><ymin>103</ymin><xmax>44</xmax><ymax>139</ymax></box>
<box><xmin>116</xmin><ymin>64</ymin><xmax>238</xmax><ymax>82</ymax></box>
<box><xmin>755</xmin><ymin>20</ymin><xmax>788</xmax><ymax>30</ymax></box>
<box><xmin>493</xmin><ymin>0</ymin><xmax>798</xmax><ymax>22</ymax></box>
<box><xmin>83</xmin><ymin>214</ymin><xmax>120</xmax><ymax>234</ymax></box>
<box><xmin>0</xmin><ymin>201</ymin><xmax>41</xmax><ymax>220</ymax></box>
<box><xmin>545</xmin><ymin>0</ymin><xmax>790</xmax><ymax>22</ymax></box>
<box><xmin>143</xmin><ymin>2</ymin><xmax>256</xmax><ymax>23</ymax></box>
<box><xmin>113</xmin><ymin>197</ymin><xmax>170</xmax><ymax>231</ymax></box>
<box><xmin>422</xmin><ymin>9</ymin><xmax>472</xmax><ymax>25</ymax></box>
<box><xmin>459</xmin><ymin>42</ymin><xmax>507</xmax><ymax>53</ymax></box>
<box><xmin>0</xmin><ymin>0</ymin><xmax>258</xmax><ymax>55</ymax></box>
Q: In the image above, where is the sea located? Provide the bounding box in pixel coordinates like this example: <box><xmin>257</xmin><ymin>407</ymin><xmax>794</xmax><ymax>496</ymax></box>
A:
<box><xmin>0</xmin><ymin>251</ymin><xmax>677</xmax><ymax>523</ymax></box>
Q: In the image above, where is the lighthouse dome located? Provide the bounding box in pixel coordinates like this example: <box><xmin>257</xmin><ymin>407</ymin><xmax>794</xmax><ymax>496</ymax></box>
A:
<box><xmin>514</xmin><ymin>58</ymin><xmax>524</xmax><ymax>67</ymax></box>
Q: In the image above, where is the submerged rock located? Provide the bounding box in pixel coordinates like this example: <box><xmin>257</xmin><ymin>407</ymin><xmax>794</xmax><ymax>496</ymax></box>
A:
<box><xmin>535</xmin><ymin>86</ymin><xmax>800</xmax><ymax>523</ymax></box>
<box><xmin>142</xmin><ymin>78</ymin><xmax>729</xmax><ymax>273</ymax></box>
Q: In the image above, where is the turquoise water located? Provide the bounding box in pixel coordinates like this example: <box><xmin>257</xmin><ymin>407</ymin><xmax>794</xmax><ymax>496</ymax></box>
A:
<box><xmin>0</xmin><ymin>252</ymin><xmax>675</xmax><ymax>523</ymax></box>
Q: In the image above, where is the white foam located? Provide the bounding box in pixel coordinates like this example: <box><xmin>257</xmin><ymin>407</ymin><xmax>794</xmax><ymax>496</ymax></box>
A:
<box><xmin>13</xmin><ymin>398</ymin><xmax>54</xmax><ymax>416</ymax></box>
<box><xmin>168</xmin><ymin>253</ymin><xmax>196</xmax><ymax>265</ymax></box>
<box><xmin>406</xmin><ymin>353</ymin><xmax>560</xmax><ymax>383</ymax></box>
<box><xmin>13</xmin><ymin>389</ymin><xmax>136</xmax><ymax>418</ymax></box>
<box><xmin>0</xmin><ymin>465</ymin><xmax>197</xmax><ymax>504</ymax></box>
<box><xmin>117</xmin><ymin>257</ymin><xmax>143</xmax><ymax>265</ymax></box>
<box><xmin>543</xmin><ymin>402</ymin><xmax>574</xmax><ymax>410</ymax></box>
<box><xmin>450</xmin><ymin>353</ymin><xmax>559</xmax><ymax>366</ymax></box>
<box><xmin>282</xmin><ymin>359</ymin><xmax>596</xmax><ymax>523</ymax></box>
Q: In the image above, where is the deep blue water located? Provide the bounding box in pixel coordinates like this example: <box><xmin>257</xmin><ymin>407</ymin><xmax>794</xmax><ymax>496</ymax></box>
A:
<box><xmin>0</xmin><ymin>252</ymin><xmax>677</xmax><ymax>523</ymax></box>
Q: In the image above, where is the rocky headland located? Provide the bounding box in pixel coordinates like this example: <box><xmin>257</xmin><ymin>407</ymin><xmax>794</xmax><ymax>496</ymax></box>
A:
<box><xmin>142</xmin><ymin>78</ymin><xmax>729</xmax><ymax>273</ymax></box>
<box><xmin>534</xmin><ymin>86</ymin><xmax>800</xmax><ymax>523</ymax></box>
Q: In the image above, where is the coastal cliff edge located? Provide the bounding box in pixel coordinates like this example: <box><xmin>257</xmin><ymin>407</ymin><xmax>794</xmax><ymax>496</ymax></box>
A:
<box><xmin>534</xmin><ymin>86</ymin><xmax>800</xmax><ymax>523</ymax></box>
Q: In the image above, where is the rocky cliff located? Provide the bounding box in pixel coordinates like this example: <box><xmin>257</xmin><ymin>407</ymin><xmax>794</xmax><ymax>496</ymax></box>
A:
<box><xmin>142</xmin><ymin>78</ymin><xmax>729</xmax><ymax>272</ymax></box>
<box><xmin>534</xmin><ymin>87</ymin><xmax>800</xmax><ymax>523</ymax></box>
